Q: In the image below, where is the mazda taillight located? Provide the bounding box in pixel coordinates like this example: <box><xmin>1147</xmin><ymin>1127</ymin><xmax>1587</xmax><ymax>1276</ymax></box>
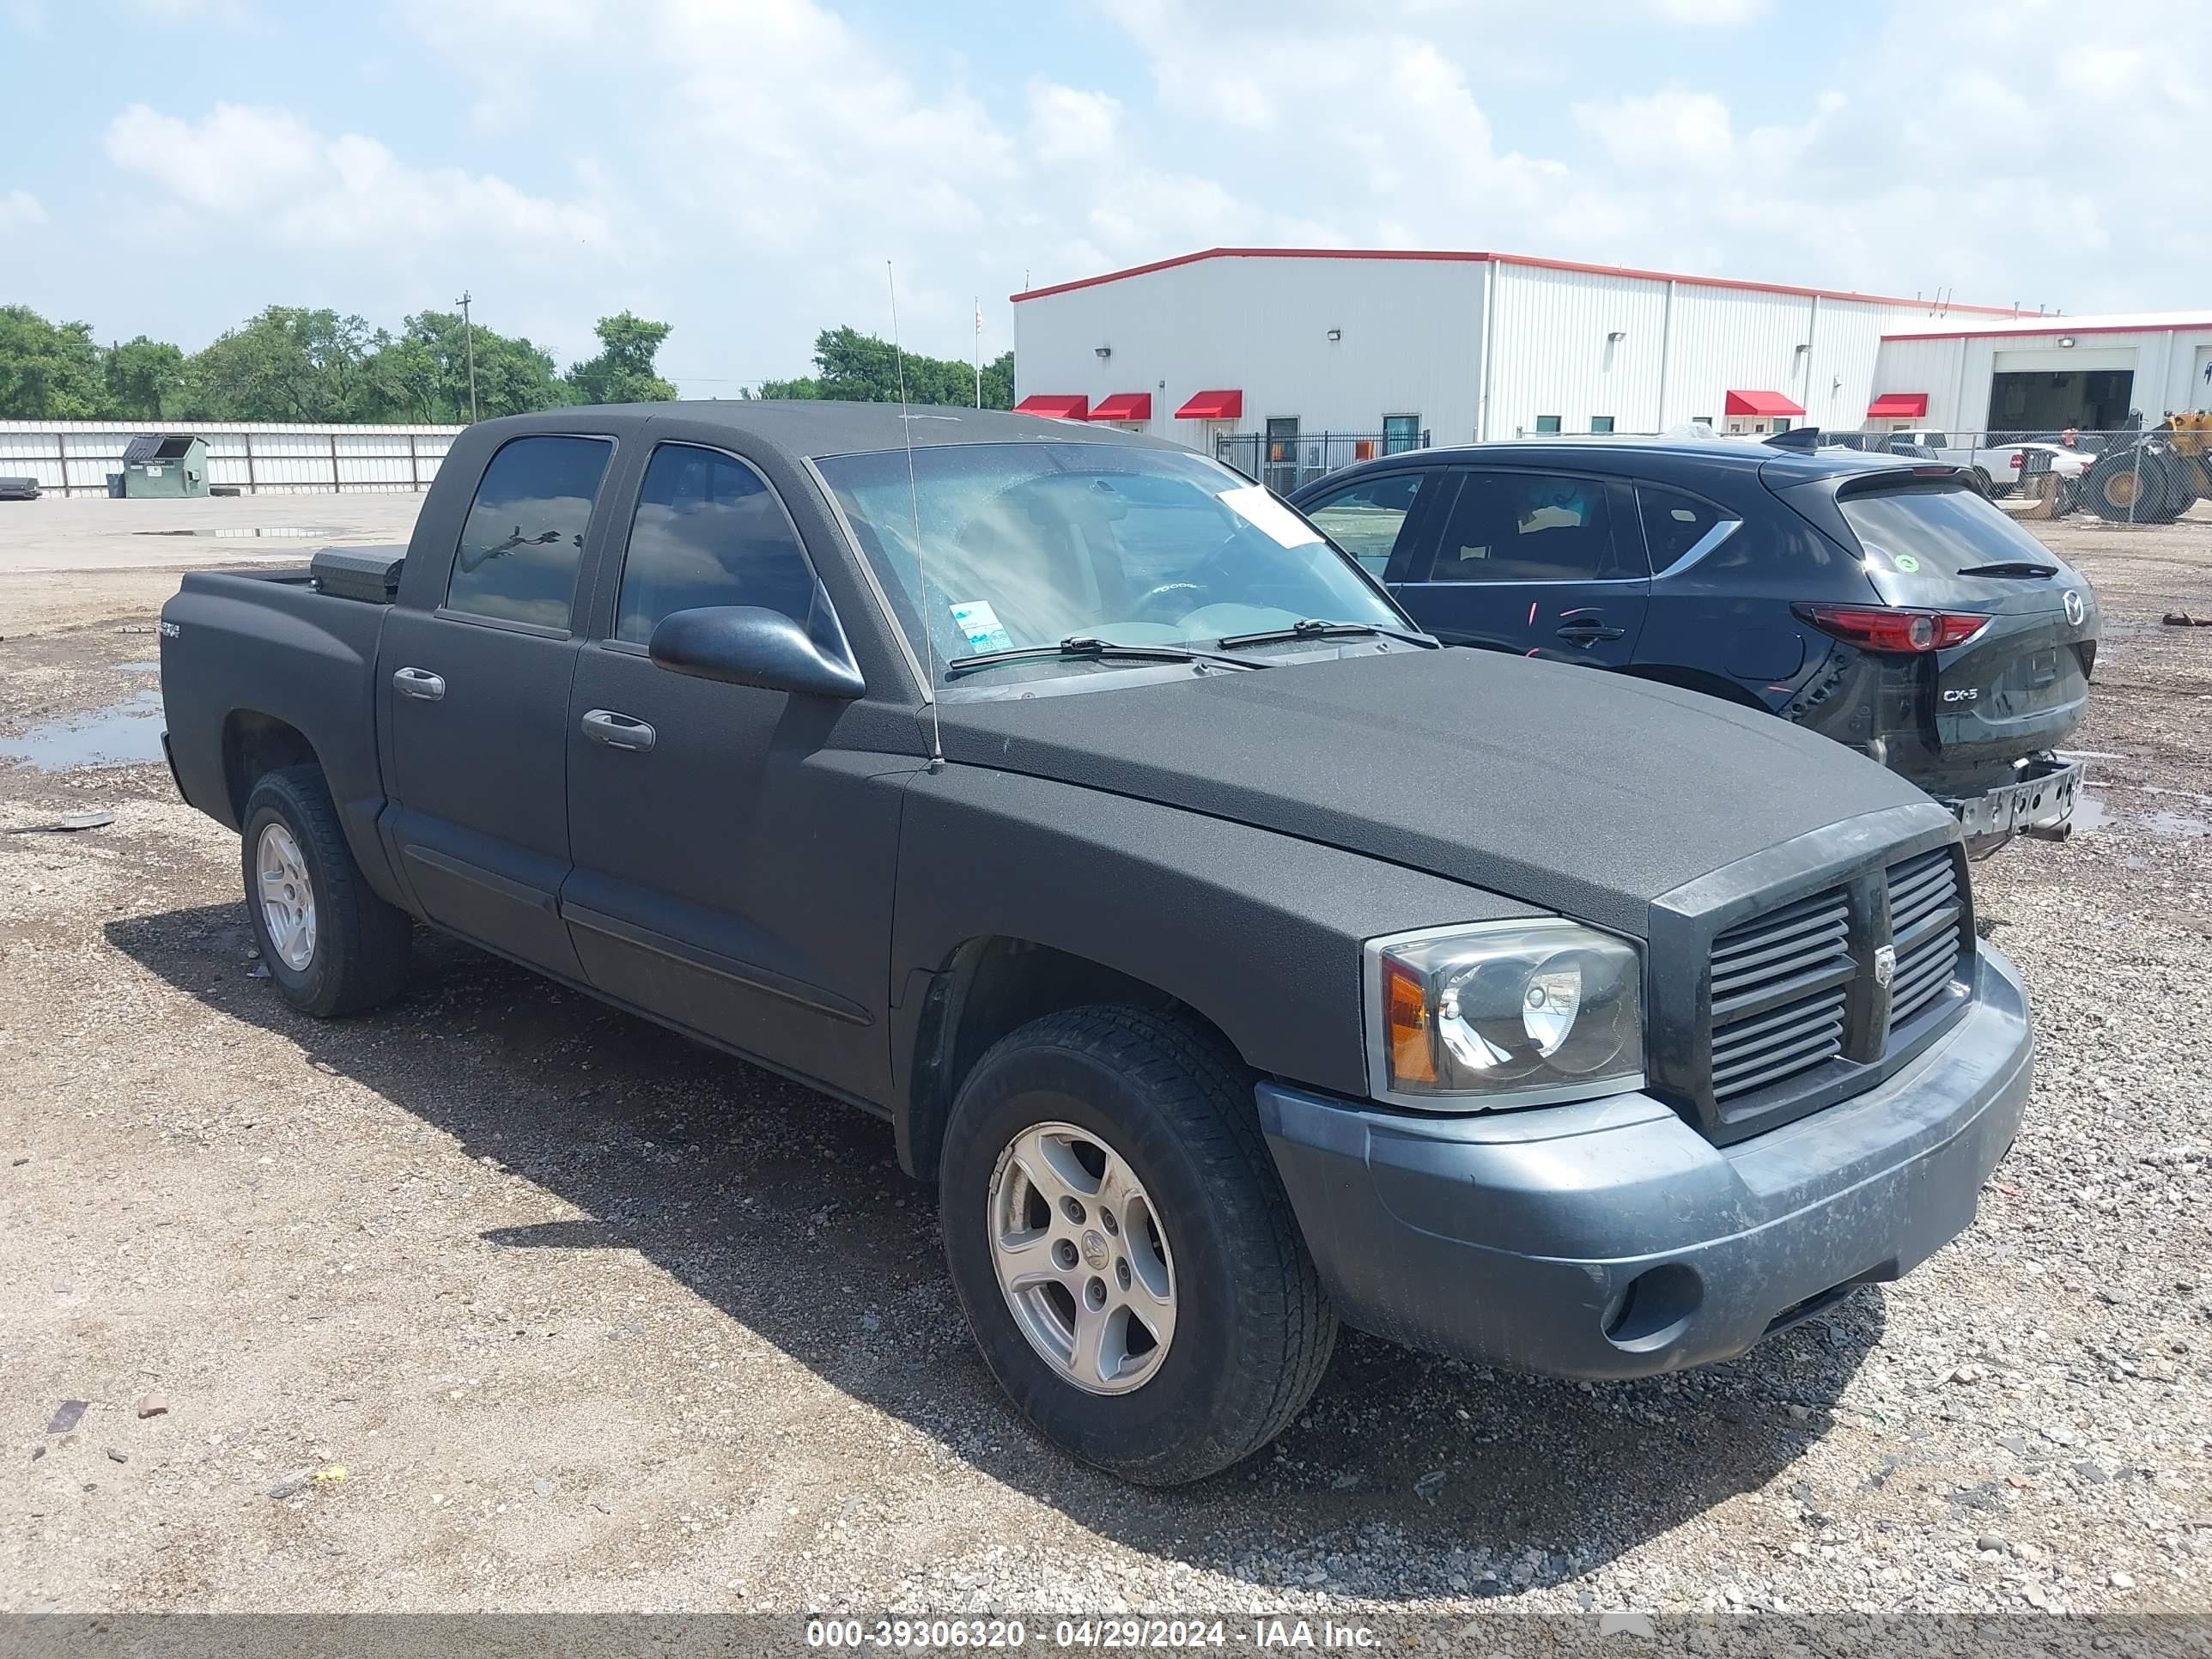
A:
<box><xmin>1793</xmin><ymin>604</ymin><xmax>1990</xmax><ymax>653</ymax></box>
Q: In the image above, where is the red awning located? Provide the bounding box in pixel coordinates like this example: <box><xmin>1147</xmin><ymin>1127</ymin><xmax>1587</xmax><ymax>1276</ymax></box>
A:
<box><xmin>1867</xmin><ymin>392</ymin><xmax>1929</xmax><ymax>419</ymax></box>
<box><xmin>1013</xmin><ymin>393</ymin><xmax>1089</xmax><ymax>419</ymax></box>
<box><xmin>1088</xmin><ymin>392</ymin><xmax>1152</xmax><ymax>422</ymax></box>
<box><xmin>1172</xmin><ymin>388</ymin><xmax>1243</xmax><ymax>420</ymax></box>
<box><xmin>1724</xmin><ymin>389</ymin><xmax>1805</xmax><ymax>417</ymax></box>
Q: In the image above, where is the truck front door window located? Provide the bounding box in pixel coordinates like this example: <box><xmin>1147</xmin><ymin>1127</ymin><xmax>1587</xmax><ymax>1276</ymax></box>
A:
<box><xmin>445</xmin><ymin>435</ymin><xmax>612</xmax><ymax>630</ymax></box>
<box><xmin>615</xmin><ymin>444</ymin><xmax>820</xmax><ymax>644</ymax></box>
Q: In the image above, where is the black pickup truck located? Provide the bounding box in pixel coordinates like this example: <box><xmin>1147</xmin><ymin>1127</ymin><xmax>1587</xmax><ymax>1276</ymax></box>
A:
<box><xmin>161</xmin><ymin>404</ymin><xmax>2033</xmax><ymax>1485</ymax></box>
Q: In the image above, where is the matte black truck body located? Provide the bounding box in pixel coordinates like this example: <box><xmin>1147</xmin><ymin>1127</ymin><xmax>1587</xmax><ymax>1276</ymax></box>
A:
<box><xmin>161</xmin><ymin>403</ymin><xmax>2032</xmax><ymax>1481</ymax></box>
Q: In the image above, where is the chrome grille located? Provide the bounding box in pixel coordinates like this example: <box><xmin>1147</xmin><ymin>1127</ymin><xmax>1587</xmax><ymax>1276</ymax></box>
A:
<box><xmin>1708</xmin><ymin>886</ymin><xmax>1852</xmax><ymax>1103</ymax></box>
<box><xmin>1886</xmin><ymin>847</ymin><xmax>1966</xmax><ymax>1031</ymax></box>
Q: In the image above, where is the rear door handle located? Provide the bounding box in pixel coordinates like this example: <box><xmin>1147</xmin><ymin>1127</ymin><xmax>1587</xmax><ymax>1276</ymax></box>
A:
<box><xmin>1555</xmin><ymin>622</ymin><xmax>1627</xmax><ymax>645</ymax></box>
<box><xmin>392</xmin><ymin>666</ymin><xmax>446</xmax><ymax>701</ymax></box>
<box><xmin>580</xmin><ymin>708</ymin><xmax>656</xmax><ymax>752</ymax></box>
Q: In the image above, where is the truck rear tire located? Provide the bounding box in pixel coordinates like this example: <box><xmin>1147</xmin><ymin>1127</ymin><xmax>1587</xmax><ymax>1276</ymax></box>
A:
<box><xmin>240</xmin><ymin>765</ymin><xmax>412</xmax><ymax>1018</ymax></box>
<box><xmin>939</xmin><ymin>1006</ymin><xmax>1336</xmax><ymax>1485</ymax></box>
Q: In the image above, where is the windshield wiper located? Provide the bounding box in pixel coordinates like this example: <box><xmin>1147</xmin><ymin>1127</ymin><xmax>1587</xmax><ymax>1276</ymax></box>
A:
<box><xmin>943</xmin><ymin>635</ymin><xmax>1268</xmax><ymax>680</ymax></box>
<box><xmin>1953</xmin><ymin>561</ymin><xmax>2058</xmax><ymax>579</ymax></box>
<box><xmin>1215</xmin><ymin>617</ymin><xmax>1438</xmax><ymax>650</ymax></box>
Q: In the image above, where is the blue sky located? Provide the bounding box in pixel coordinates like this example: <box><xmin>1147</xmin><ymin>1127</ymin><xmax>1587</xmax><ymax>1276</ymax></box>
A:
<box><xmin>3</xmin><ymin>0</ymin><xmax>2203</xmax><ymax>396</ymax></box>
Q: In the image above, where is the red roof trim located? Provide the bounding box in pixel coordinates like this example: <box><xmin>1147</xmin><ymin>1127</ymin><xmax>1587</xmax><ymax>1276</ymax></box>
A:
<box><xmin>1087</xmin><ymin>392</ymin><xmax>1152</xmax><ymax>422</ymax></box>
<box><xmin>1009</xmin><ymin>246</ymin><xmax>2020</xmax><ymax>315</ymax></box>
<box><xmin>1724</xmin><ymin>389</ymin><xmax>1805</xmax><ymax>417</ymax></box>
<box><xmin>1881</xmin><ymin>319</ymin><xmax>2212</xmax><ymax>342</ymax></box>
<box><xmin>1867</xmin><ymin>392</ymin><xmax>1929</xmax><ymax>417</ymax></box>
<box><xmin>1172</xmin><ymin>388</ymin><xmax>1243</xmax><ymax>420</ymax></box>
<box><xmin>1012</xmin><ymin>393</ymin><xmax>1089</xmax><ymax>419</ymax></box>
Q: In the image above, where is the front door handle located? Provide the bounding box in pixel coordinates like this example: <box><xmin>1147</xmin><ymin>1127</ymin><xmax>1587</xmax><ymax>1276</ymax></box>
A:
<box><xmin>392</xmin><ymin>666</ymin><xmax>446</xmax><ymax>701</ymax></box>
<box><xmin>1555</xmin><ymin>621</ymin><xmax>1627</xmax><ymax>645</ymax></box>
<box><xmin>580</xmin><ymin>708</ymin><xmax>656</xmax><ymax>752</ymax></box>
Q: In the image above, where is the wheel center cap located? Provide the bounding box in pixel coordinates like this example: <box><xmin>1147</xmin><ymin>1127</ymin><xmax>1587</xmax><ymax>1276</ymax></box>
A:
<box><xmin>1080</xmin><ymin>1230</ymin><xmax>1109</xmax><ymax>1269</ymax></box>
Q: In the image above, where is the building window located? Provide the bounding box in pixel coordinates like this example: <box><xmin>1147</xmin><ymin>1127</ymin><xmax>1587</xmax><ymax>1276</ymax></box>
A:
<box><xmin>1382</xmin><ymin>414</ymin><xmax>1421</xmax><ymax>455</ymax></box>
<box><xmin>1534</xmin><ymin>415</ymin><xmax>1562</xmax><ymax>434</ymax></box>
<box><xmin>1589</xmin><ymin>416</ymin><xmax>1615</xmax><ymax>434</ymax></box>
<box><xmin>1771</xmin><ymin>416</ymin><xmax>1793</xmax><ymax>434</ymax></box>
<box><xmin>1692</xmin><ymin>415</ymin><xmax>1714</xmax><ymax>428</ymax></box>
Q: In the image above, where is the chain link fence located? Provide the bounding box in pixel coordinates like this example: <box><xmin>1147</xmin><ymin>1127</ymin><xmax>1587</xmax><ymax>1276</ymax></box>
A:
<box><xmin>1831</xmin><ymin>418</ymin><xmax>2212</xmax><ymax>526</ymax></box>
<box><xmin>1211</xmin><ymin>428</ymin><xmax>1431</xmax><ymax>491</ymax></box>
<box><xmin>1210</xmin><ymin>416</ymin><xmax>2212</xmax><ymax>526</ymax></box>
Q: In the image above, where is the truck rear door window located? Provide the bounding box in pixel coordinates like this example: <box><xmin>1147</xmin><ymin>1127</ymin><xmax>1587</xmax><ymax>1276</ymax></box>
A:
<box><xmin>614</xmin><ymin>444</ymin><xmax>820</xmax><ymax>644</ymax></box>
<box><xmin>445</xmin><ymin>435</ymin><xmax>613</xmax><ymax>630</ymax></box>
<box><xmin>1837</xmin><ymin>481</ymin><xmax>2059</xmax><ymax>577</ymax></box>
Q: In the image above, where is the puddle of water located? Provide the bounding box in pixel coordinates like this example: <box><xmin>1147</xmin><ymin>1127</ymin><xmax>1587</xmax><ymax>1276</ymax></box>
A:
<box><xmin>2069</xmin><ymin>793</ymin><xmax>2209</xmax><ymax>840</ymax></box>
<box><xmin>130</xmin><ymin>526</ymin><xmax>338</xmax><ymax>539</ymax></box>
<box><xmin>0</xmin><ymin>690</ymin><xmax>166</xmax><ymax>772</ymax></box>
<box><xmin>2141</xmin><ymin>809</ymin><xmax>2210</xmax><ymax>840</ymax></box>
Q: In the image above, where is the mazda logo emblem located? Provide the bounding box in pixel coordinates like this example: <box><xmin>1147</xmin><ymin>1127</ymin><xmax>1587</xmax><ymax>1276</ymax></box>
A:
<box><xmin>2064</xmin><ymin>589</ymin><xmax>2085</xmax><ymax>627</ymax></box>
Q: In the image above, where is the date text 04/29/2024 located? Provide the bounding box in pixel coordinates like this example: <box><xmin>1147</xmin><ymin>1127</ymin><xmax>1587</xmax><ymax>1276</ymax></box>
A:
<box><xmin>802</xmin><ymin>1618</ymin><xmax>1380</xmax><ymax>1649</ymax></box>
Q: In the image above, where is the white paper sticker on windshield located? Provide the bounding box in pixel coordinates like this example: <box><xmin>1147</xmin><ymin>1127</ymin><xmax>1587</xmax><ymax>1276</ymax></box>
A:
<box><xmin>1218</xmin><ymin>484</ymin><xmax>1316</xmax><ymax>550</ymax></box>
<box><xmin>949</xmin><ymin>599</ymin><xmax>1014</xmax><ymax>653</ymax></box>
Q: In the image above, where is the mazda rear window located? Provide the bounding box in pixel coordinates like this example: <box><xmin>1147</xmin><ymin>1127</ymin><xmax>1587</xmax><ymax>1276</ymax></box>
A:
<box><xmin>1836</xmin><ymin>481</ymin><xmax>2060</xmax><ymax>578</ymax></box>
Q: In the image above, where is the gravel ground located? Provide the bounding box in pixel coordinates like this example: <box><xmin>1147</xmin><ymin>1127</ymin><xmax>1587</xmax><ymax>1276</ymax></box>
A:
<box><xmin>1</xmin><ymin>500</ymin><xmax>2209</xmax><ymax>1622</ymax></box>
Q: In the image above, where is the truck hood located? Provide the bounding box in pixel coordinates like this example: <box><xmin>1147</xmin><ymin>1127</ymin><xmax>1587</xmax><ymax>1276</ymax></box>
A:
<box><xmin>934</xmin><ymin>648</ymin><xmax>1929</xmax><ymax>939</ymax></box>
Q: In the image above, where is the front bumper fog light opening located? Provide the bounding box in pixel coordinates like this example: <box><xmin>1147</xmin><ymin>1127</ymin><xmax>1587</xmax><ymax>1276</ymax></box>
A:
<box><xmin>1601</xmin><ymin>1262</ymin><xmax>1703</xmax><ymax>1352</ymax></box>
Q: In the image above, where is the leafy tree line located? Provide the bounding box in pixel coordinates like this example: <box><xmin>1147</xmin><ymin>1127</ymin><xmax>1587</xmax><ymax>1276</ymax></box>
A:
<box><xmin>752</xmin><ymin>325</ymin><xmax>1014</xmax><ymax>409</ymax></box>
<box><xmin>0</xmin><ymin>302</ymin><xmax>678</xmax><ymax>422</ymax></box>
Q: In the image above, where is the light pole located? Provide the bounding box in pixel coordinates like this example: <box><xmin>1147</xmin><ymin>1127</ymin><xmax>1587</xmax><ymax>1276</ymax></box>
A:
<box><xmin>455</xmin><ymin>289</ymin><xmax>479</xmax><ymax>423</ymax></box>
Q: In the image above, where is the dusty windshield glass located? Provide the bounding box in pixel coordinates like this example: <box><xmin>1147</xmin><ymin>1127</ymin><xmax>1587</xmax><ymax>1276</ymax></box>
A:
<box><xmin>813</xmin><ymin>442</ymin><xmax>1401</xmax><ymax>685</ymax></box>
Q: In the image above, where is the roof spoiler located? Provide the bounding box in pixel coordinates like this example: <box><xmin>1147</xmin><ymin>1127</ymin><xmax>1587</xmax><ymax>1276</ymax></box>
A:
<box><xmin>1762</xmin><ymin>426</ymin><xmax>1822</xmax><ymax>452</ymax></box>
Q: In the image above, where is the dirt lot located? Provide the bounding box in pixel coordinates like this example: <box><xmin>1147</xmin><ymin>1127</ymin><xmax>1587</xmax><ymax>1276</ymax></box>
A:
<box><xmin>2</xmin><ymin>495</ymin><xmax>2209</xmax><ymax>1620</ymax></box>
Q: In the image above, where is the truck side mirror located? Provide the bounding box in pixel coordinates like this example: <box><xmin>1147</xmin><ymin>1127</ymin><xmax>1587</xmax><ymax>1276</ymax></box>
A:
<box><xmin>647</xmin><ymin>606</ymin><xmax>866</xmax><ymax>700</ymax></box>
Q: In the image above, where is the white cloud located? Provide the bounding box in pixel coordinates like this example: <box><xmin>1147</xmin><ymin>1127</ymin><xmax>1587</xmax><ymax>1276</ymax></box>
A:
<box><xmin>1642</xmin><ymin>0</ymin><xmax>1771</xmax><ymax>21</ymax></box>
<box><xmin>1026</xmin><ymin>83</ymin><xmax>1124</xmax><ymax>167</ymax></box>
<box><xmin>101</xmin><ymin>102</ymin><xmax>612</xmax><ymax>253</ymax></box>
<box><xmin>0</xmin><ymin>188</ymin><xmax>47</xmax><ymax>232</ymax></box>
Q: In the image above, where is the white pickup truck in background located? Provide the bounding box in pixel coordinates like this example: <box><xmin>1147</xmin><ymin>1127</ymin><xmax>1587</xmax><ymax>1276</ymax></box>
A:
<box><xmin>1868</xmin><ymin>429</ymin><xmax>2093</xmax><ymax>499</ymax></box>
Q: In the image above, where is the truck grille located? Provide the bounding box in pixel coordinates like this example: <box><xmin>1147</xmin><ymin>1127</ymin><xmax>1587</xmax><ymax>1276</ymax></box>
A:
<box><xmin>1886</xmin><ymin>847</ymin><xmax>1966</xmax><ymax>1031</ymax></box>
<box><xmin>1708</xmin><ymin>887</ymin><xmax>1852</xmax><ymax>1103</ymax></box>
<box><xmin>1648</xmin><ymin>813</ymin><xmax>1978</xmax><ymax>1146</ymax></box>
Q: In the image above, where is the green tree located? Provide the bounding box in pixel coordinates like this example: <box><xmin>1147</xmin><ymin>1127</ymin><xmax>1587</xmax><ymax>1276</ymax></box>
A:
<box><xmin>563</xmin><ymin>311</ymin><xmax>677</xmax><ymax>404</ymax></box>
<box><xmin>753</xmin><ymin>325</ymin><xmax>1012</xmax><ymax>409</ymax></box>
<box><xmin>102</xmin><ymin>335</ymin><xmax>185</xmax><ymax>419</ymax></box>
<box><xmin>182</xmin><ymin>307</ymin><xmax>391</xmax><ymax>422</ymax></box>
<box><xmin>0</xmin><ymin>305</ymin><xmax>104</xmax><ymax>418</ymax></box>
<box><xmin>369</xmin><ymin>311</ymin><xmax>572</xmax><ymax>423</ymax></box>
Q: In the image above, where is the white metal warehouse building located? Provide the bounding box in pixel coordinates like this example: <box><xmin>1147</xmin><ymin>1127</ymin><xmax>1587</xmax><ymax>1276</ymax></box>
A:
<box><xmin>1009</xmin><ymin>247</ymin><xmax>2209</xmax><ymax>465</ymax></box>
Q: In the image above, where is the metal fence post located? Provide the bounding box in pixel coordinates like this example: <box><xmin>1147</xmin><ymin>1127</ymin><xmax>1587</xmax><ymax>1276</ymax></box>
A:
<box><xmin>2130</xmin><ymin>444</ymin><xmax>2141</xmax><ymax>527</ymax></box>
<box><xmin>329</xmin><ymin>432</ymin><xmax>341</xmax><ymax>494</ymax></box>
<box><xmin>244</xmin><ymin>431</ymin><xmax>257</xmax><ymax>496</ymax></box>
<box><xmin>408</xmin><ymin>432</ymin><xmax>421</xmax><ymax>493</ymax></box>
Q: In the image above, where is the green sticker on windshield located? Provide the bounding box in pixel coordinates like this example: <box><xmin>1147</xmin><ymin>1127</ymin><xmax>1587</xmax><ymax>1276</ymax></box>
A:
<box><xmin>1893</xmin><ymin>554</ymin><xmax>1921</xmax><ymax>572</ymax></box>
<box><xmin>950</xmin><ymin>599</ymin><xmax>1013</xmax><ymax>653</ymax></box>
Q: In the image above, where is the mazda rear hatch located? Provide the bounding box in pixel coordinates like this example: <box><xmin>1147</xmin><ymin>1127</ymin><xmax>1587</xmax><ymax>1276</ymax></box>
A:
<box><xmin>1774</xmin><ymin>466</ymin><xmax>2100</xmax><ymax>781</ymax></box>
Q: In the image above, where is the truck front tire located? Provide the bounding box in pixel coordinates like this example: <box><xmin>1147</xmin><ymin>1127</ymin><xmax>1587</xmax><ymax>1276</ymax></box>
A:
<box><xmin>939</xmin><ymin>1006</ymin><xmax>1336</xmax><ymax>1485</ymax></box>
<box><xmin>240</xmin><ymin>765</ymin><xmax>412</xmax><ymax>1018</ymax></box>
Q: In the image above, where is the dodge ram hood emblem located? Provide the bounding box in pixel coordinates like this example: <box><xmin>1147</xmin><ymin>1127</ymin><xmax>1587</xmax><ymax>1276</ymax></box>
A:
<box><xmin>1873</xmin><ymin>945</ymin><xmax>1897</xmax><ymax>988</ymax></box>
<box><xmin>2064</xmin><ymin>589</ymin><xmax>2086</xmax><ymax>627</ymax></box>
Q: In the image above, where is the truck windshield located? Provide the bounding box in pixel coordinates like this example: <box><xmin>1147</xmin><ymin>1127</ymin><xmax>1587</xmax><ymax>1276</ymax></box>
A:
<box><xmin>813</xmin><ymin>442</ymin><xmax>1404</xmax><ymax>686</ymax></box>
<box><xmin>1837</xmin><ymin>481</ymin><xmax>2061</xmax><ymax>578</ymax></box>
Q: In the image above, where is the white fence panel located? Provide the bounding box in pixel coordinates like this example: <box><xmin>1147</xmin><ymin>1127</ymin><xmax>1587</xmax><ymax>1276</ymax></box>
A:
<box><xmin>0</xmin><ymin>421</ymin><xmax>465</xmax><ymax>495</ymax></box>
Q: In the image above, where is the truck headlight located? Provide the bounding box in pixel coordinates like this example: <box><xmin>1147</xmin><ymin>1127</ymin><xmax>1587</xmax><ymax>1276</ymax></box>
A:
<box><xmin>1364</xmin><ymin>921</ymin><xmax>1644</xmax><ymax>1109</ymax></box>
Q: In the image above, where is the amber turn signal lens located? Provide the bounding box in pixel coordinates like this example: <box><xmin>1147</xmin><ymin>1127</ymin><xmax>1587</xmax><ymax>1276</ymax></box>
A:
<box><xmin>1384</xmin><ymin>956</ymin><xmax>1436</xmax><ymax>1085</ymax></box>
